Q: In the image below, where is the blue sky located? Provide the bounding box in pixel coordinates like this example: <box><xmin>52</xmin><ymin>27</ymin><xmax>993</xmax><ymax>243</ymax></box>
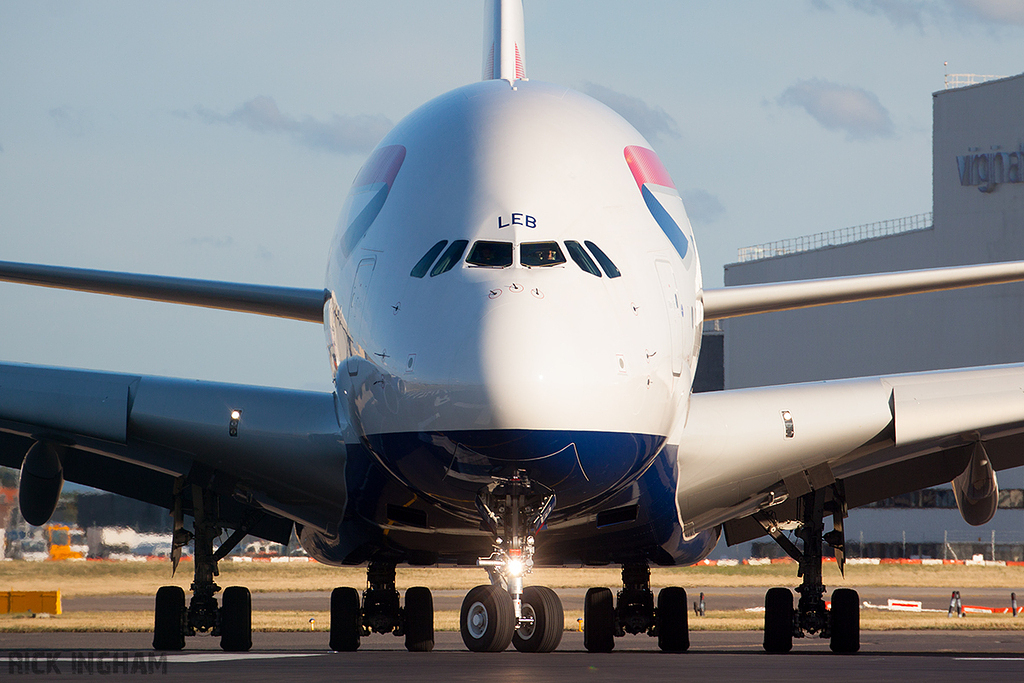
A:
<box><xmin>2</xmin><ymin>0</ymin><xmax>1023</xmax><ymax>392</ymax></box>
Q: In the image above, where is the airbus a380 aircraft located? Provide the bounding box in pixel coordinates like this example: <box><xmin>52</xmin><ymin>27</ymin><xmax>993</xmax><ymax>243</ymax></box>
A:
<box><xmin>5</xmin><ymin>0</ymin><xmax>1024</xmax><ymax>655</ymax></box>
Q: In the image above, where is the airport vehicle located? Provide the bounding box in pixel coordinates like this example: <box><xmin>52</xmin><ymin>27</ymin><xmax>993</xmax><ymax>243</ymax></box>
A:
<box><xmin>4</xmin><ymin>0</ymin><xmax>1024</xmax><ymax>655</ymax></box>
<box><xmin>45</xmin><ymin>524</ymin><xmax>85</xmax><ymax>561</ymax></box>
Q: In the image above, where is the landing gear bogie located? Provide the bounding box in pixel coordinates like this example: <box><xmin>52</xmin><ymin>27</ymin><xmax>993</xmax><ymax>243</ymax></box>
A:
<box><xmin>757</xmin><ymin>484</ymin><xmax>860</xmax><ymax>654</ymax></box>
<box><xmin>583</xmin><ymin>561</ymin><xmax>690</xmax><ymax>653</ymax></box>
<box><xmin>152</xmin><ymin>483</ymin><xmax>257</xmax><ymax>653</ymax></box>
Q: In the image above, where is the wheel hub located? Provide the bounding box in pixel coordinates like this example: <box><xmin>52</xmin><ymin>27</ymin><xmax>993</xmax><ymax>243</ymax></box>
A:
<box><xmin>467</xmin><ymin>602</ymin><xmax>489</xmax><ymax>639</ymax></box>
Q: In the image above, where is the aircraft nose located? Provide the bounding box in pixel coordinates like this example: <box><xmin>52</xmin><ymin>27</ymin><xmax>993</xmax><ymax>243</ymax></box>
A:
<box><xmin>450</xmin><ymin>288</ymin><xmax>621</xmax><ymax>431</ymax></box>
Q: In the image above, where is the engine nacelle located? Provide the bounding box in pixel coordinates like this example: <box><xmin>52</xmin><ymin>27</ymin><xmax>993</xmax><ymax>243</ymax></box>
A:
<box><xmin>952</xmin><ymin>441</ymin><xmax>998</xmax><ymax>527</ymax></box>
<box><xmin>19</xmin><ymin>441</ymin><xmax>65</xmax><ymax>527</ymax></box>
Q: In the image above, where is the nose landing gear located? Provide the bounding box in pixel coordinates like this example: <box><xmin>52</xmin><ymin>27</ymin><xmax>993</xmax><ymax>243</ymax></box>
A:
<box><xmin>460</xmin><ymin>470</ymin><xmax>563</xmax><ymax>653</ymax></box>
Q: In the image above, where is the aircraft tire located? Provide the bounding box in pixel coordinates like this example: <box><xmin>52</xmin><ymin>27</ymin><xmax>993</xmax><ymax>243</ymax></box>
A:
<box><xmin>219</xmin><ymin>586</ymin><xmax>252</xmax><ymax>652</ymax></box>
<box><xmin>583</xmin><ymin>587</ymin><xmax>615</xmax><ymax>653</ymax></box>
<box><xmin>330</xmin><ymin>587</ymin><xmax>361</xmax><ymax>652</ymax></box>
<box><xmin>763</xmin><ymin>587</ymin><xmax>794</xmax><ymax>653</ymax></box>
<box><xmin>829</xmin><ymin>588</ymin><xmax>860</xmax><ymax>654</ymax></box>
<box><xmin>512</xmin><ymin>586</ymin><xmax>563</xmax><ymax>653</ymax></box>
<box><xmin>657</xmin><ymin>586</ymin><xmax>689</xmax><ymax>652</ymax></box>
<box><xmin>460</xmin><ymin>584</ymin><xmax>514</xmax><ymax>652</ymax></box>
<box><xmin>153</xmin><ymin>586</ymin><xmax>186</xmax><ymax>651</ymax></box>
<box><xmin>404</xmin><ymin>586</ymin><xmax>435</xmax><ymax>652</ymax></box>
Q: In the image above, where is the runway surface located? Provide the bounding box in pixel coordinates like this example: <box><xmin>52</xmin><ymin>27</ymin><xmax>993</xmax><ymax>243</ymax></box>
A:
<box><xmin>9</xmin><ymin>587</ymin><xmax>1023</xmax><ymax>680</ymax></box>
<box><xmin>2</xmin><ymin>631</ymin><xmax>1023</xmax><ymax>682</ymax></box>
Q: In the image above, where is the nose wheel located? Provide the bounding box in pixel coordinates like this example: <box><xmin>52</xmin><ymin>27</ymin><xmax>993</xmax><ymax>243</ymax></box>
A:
<box><xmin>460</xmin><ymin>470</ymin><xmax>563</xmax><ymax>653</ymax></box>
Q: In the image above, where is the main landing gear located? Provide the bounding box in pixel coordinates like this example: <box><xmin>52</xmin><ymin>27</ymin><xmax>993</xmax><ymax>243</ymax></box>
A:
<box><xmin>582</xmin><ymin>562</ymin><xmax>690</xmax><ymax>653</ymax></box>
<box><xmin>755</xmin><ymin>484</ymin><xmax>859</xmax><ymax>654</ymax></box>
<box><xmin>153</xmin><ymin>483</ymin><xmax>261</xmax><ymax>652</ymax></box>
<box><xmin>459</xmin><ymin>471</ymin><xmax>563</xmax><ymax>653</ymax></box>
<box><xmin>329</xmin><ymin>561</ymin><xmax>435</xmax><ymax>652</ymax></box>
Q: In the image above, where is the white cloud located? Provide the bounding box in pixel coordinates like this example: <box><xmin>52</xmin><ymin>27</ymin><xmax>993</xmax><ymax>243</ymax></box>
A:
<box><xmin>579</xmin><ymin>82</ymin><xmax>680</xmax><ymax>144</ymax></box>
<box><xmin>950</xmin><ymin>0</ymin><xmax>1024</xmax><ymax>25</ymax></box>
<box><xmin>194</xmin><ymin>96</ymin><xmax>392</xmax><ymax>155</ymax></box>
<box><xmin>778</xmin><ymin>79</ymin><xmax>895</xmax><ymax>140</ymax></box>
<box><xmin>681</xmin><ymin>189</ymin><xmax>726</xmax><ymax>226</ymax></box>
<box><xmin>815</xmin><ymin>0</ymin><xmax>1024</xmax><ymax>29</ymax></box>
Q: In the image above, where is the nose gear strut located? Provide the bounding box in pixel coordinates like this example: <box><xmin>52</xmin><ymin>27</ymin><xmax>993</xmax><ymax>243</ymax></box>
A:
<box><xmin>459</xmin><ymin>469</ymin><xmax>562</xmax><ymax>653</ymax></box>
<box><xmin>475</xmin><ymin>470</ymin><xmax>555</xmax><ymax>624</ymax></box>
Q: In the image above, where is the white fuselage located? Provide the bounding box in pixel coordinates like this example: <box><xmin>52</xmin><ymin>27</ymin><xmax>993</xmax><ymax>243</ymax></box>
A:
<box><xmin>324</xmin><ymin>79</ymin><xmax>702</xmax><ymax>519</ymax></box>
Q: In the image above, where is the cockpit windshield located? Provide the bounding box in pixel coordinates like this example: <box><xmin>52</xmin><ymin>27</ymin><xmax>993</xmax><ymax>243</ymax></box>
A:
<box><xmin>466</xmin><ymin>241</ymin><xmax>513</xmax><ymax>268</ymax></box>
<box><xmin>521</xmin><ymin>242</ymin><xmax>566</xmax><ymax>267</ymax></box>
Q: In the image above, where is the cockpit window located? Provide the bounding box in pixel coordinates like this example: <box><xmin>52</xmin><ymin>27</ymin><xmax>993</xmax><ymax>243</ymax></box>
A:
<box><xmin>565</xmin><ymin>241</ymin><xmax>602</xmax><ymax>277</ymax></box>
<box><xmin>410</xmin><ymin>240</ymin><xmax>448</xmax><ymax>278</ymax></box>
<box><xmin>584</xmin><ymin>241</ymin><xmax>621</xmax><ymax>278</ymax></box>
<box><xmin>430</xmin><ymin>239</ymin><xmax>469</xmax><ymax>276</ymax></box>
<box><xmin>521</xmin><ymin>242</ymin><xmax>567</xmax><ymax>267</ymax></box>
<box><xmin>466</xmin><ymin>241</ymin><xmax>513</xmax><ymax>268</ymax></box>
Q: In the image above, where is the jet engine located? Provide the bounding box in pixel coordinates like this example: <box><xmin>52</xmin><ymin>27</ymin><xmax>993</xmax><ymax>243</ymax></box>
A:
<box><xmin>952</xmin><ymin>441</ymin><xmax>998</xmax><ymax>526</ymax></box>
<box><xmin>19</xmin><ymin>441</ymin><xmax>65</xmax><ymax>527</ymax></box>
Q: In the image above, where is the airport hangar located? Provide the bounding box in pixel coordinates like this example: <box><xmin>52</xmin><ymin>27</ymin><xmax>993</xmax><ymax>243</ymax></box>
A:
<box><xmin>703</xmin><ymin>72</ymin><xmax>1024</xmax><ymax>562</ymax></box>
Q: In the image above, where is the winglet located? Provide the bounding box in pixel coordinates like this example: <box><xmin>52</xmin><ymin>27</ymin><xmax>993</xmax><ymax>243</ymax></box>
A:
<box><xmin>483</xmin><ymin>0</ymin><xmax>526</xmax><ymax>82</ymax></box>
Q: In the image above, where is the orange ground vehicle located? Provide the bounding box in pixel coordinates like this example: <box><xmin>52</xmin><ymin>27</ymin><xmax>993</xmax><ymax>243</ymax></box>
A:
<box><xmin>45</xmin><ymin>524</ymin><xmax>84</xmax><ymax>561</ymax></box>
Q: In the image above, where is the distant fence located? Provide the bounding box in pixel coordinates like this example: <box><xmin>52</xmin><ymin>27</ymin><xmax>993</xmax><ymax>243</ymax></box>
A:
<box><xmin>736</xmin><ymin>213</ymin><xmax>932</xmax><ymax>263</ymax></box>
<box><xmin>752</xmin><ymin>530</ymin><xmax>1024</xmax><ymax>563</ymax></box>
<box><xmin>945</xmin><ymin>73</ymin><xmax>1005</xmax><ymax>89</ymax></box>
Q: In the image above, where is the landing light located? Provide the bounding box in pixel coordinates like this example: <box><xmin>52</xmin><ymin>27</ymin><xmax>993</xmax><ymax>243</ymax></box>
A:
<box><xmin>507</xmin><ymin>558</ymin><xmax>525</xmax><ymax>577</ymax></box>
<box><xmin>229</xmin><ymin>409</ymin><xmax>242</xmax><ymax>438</ymax></box>
<box><xmin>781</xmin><ymin>410</ymin><xmax>794</xmax><ymax>439</ymax></box>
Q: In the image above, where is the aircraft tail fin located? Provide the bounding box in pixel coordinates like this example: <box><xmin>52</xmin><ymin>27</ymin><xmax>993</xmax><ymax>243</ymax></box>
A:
<box><xmin>483</xmin><ymin>0</ymin><xmax>526</xmax><ymax>82</ymax></box>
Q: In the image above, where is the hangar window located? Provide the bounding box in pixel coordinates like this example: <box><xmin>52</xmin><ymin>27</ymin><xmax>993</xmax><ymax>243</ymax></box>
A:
<box><xmin>585</xmin><ymin>241</ymin><xmax>621</xmax><ymax>278</ymax></box>
<box><xmin>565</xmin><ymin>240</ymin><xmax>602</xmax><ymax>277</ymax></box>
<box><xmin>467</xmin><ymin>241</ymin><xmax>513</xmax><ymax>268</ymax></box>
<box><xmin>410</xmin><ymin>240</ymin><xmax>448</xmax><ymax>278</ymax></box>
<box><xmin>521</xmin><ymin>242</ymin><xmax>567</xmax><ymax>267</ymax></box>
<box><xmin>430</xmin><ymin>240</ymin><xmax>469</xmax><ymax>276</ymax></box>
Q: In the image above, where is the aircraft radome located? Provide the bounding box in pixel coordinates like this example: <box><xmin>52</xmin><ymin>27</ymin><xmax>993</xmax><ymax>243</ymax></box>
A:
<box><xmin>6</xmin><ymin>0</ymin><xmax>1024</xmax><ymax>655</ymax></box>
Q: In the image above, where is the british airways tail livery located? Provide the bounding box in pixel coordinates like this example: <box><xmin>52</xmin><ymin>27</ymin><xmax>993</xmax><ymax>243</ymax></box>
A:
<box><xmin>5</xmin><ymin>0</ymin><xmax>1024</xmax><ymax>655</ymax></box>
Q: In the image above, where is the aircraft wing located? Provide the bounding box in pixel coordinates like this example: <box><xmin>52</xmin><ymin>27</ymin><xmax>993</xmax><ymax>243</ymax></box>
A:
<box><xmin>702</xmin><ymin>260</ymin><xmax>1024</xmax><ymax>320</ymax></box>
<box><xmin>0</xmin><ymin>362</ymin><xmax>349</xmax><ymax>541</ymax></box>
<box><xmin>0</xmin><ymin>260</ymin><xmax>329</xmax><ymax>322</ymax></box>
<box><xmin>673</xmin><ymin>362</ymin><xmax>1024</xmax><ymax>543</ymax></box>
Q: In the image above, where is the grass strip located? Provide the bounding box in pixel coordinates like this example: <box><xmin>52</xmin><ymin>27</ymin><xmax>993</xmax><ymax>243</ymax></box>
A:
<box><xmin>3</xmin><ymin>609</ymin><xmax>1024</xmax><ymax>633</ymax></box>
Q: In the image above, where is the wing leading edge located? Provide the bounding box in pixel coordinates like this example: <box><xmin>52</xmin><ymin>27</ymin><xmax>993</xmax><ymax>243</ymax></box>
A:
<box><xmin>0</xmin><ymin>362</ymin><xmax>350</xmax><ymax>537</ymax></box>
<box><xmin>703</xmin><ymin>260</ymin><xmax>1024</xmax><ymax>320</ymax></box>
<box><xmin>673</xmin><ymin>362</ymin><xmax>1024</xmax><ymax>542</ymax></box>
<box><xmin>0</xmin><ymin>260</ymin><xmax>329</xmax><ymax>323</ymax></box>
